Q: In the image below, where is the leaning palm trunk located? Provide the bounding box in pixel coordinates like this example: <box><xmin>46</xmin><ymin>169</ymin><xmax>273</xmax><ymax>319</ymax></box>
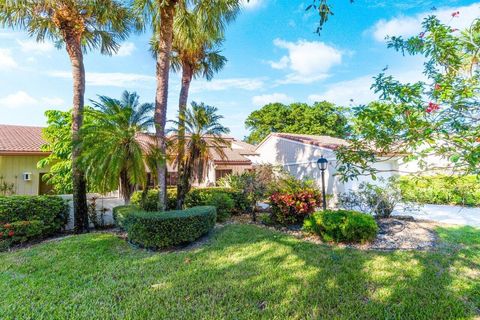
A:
<box><xmin>66</xmin><ymin>37</ymin><xmax>89</xmax><ymax>233</ymax></box>
<box><xmin>154</xmin><ymin>0</ymin><xmax>177</xmax><ymax>211</ymax></box>
<box><xmin>119</xmin><ymin>169</ymin><xmax>134</xmax><ymax>204</ymax></box>
<box><xmin>176</xmin><ymin>63</ymin><xmax>193</xmax><ymax>209</ymax></box>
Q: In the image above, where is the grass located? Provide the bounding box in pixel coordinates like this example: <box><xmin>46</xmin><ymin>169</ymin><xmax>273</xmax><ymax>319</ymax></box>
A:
<box><xmin>0</xmin><ymin>224</ymin><xmax>479</xmax><ymax>319</ymax></box>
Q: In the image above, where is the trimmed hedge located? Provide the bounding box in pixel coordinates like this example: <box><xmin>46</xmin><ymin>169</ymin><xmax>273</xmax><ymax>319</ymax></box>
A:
<box><xmin>185</xmin><ymin>187</ymin><xmax>249</xmax><ymax>214</ymax></box>
<box><xmin>119</xmin><ymin>206</ymin><xmax>216</xmax><ymax>249</ymax></box>
<box><xmin>0</xmin><ymin>196</ymin><xmax>69</xmax><ymax>234</ymax></box>
<box><xmin>303</xmin><ymin>210</ymin><xmax>378</xmax><ymax>243</ymax></box>
<box><xmin>0</xmin><ymin>195</ymin><xmax>69</xmax><ymax>250</ymax></box>
<box><xmin>113</xmin><ymin>205</ymin><xmax>140</xmax><ymax>230</ymax></box>
<box><xmin>398</xmin><ymin>175</ymin><xmax>480</xmax><ymax>207</ymax></box>
<box><xmin>131</xmin><ymin>188</ymin><xmax>177</xmax><ymax>211</ymax></box>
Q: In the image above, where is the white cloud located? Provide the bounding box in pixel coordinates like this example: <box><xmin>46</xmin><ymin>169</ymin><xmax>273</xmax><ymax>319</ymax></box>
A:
<box><xmin>270</xmin><ymin>38</ymin><xmax>342</xmax><ymax>84</ymax></box>
<box><xmin>241</xmin><ymin>0</ymin><xmax>263</xmax><ymax>10</ymax></box>
<box><xmin>252</xmin><ymin>93</ymin><xmax>293</xmax><ymax>107</ymax></box>
<box><xmin>115</xmin><ymin>42</ymin><xmax>136</xmax><ymax>57</ymax></box>
<box><xmin>308</xmin><ymin>67</ymin><xmax>426</xmax><ymax>106</ymax></box>
<box><xmin>49</xmin><ymin>71</ymin><xmax>155</xmax><ymax>87</ymax></box>
<box><xmin>0</xmin><ymin>91</ymin><xmax>38</xmax><ymax>109</ymax></box>
<box><xmin>191</xmin><ymin>77</ymin><xmax>265</xmax><ymax>92</ymax></box>
<box><xmin>0</xmin><ymin>91</ymin><xmax>65</xmax><ymax>109</ymax></box>
<box><xmin>370</xmin><ymin>3</ymin><xmax>480</xmax><ymax>42</ymax></box>
<box><xmin>0</xmin><ymin>49</ymin><xmax>18</xmax><ymax>70</ymax></box>
<box><xmin>41</xmin><ymin>97</ymin><xmax>64</xmax><ymax>107</ymax></box>
<box><xmin>17</xmin><ymin>40</ymin><xmax>54</xmax><ymax>53</ymax></box>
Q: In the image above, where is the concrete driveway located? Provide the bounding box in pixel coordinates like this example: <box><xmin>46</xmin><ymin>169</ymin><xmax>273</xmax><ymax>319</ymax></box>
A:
<box><xmin>394</xmin><ymin>204</ymin><xmax>480</xmax><ymax>228</ymax></box>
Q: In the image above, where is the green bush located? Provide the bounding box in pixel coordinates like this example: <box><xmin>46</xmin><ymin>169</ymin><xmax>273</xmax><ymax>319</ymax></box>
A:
<box><xmin>303</xmin><ymin>210</ymin><xmax>378</xmax><ymax>243</ymax></box>
<box><xmin>131</xmin><ymin>188</ymin><xmax>177</xmax><ymax>211</ymax></box>
<box><xmin>0</xmin><ymin>220</ymin><xmax>44</xmax><ymax>244</ymax></box>
<box><xmin>125</xmin><ymin>206</ymin><xmax>216</xmax><ymax>249</ymax></box>
<box><xmin>205</xmin><ymin>193</ymin><xmax>235</xmax><ymax>222</ymax></box>
<box><xmin>0</xmin><ymin>196</ymin><xmax>69</xmax><ymax>235</ymax></box>
<box><xmin>185</xmin><ymin>188</ymin><xmax>248</xmax><ymax>214</ymax></box>
<box><xmin>113</xmin><ymin>205</ymin><xmax>140</xmax><ymax>230</ymax></box>
<box><xmin>398</xmin><ymin>175</ymin><xmax>480</xmax><ymax>207</ymax></box>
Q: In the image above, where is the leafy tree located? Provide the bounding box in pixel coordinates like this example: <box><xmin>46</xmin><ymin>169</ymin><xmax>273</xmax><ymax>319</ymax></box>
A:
<box><xmin>245</xmin><ymin>101</ymin><xmax>350</xmax><ymax>144</ymax></box>
<box><xmin>335</xmin><ymin>16</ymin><xmax>480</xmax><ymax>181</ymax></box>
<box><xmin>0</xmin><ymin>0</ymin><xmax>136</xmax><ymax>233</ymax></box>
<box><xmin>168</xmin><ymin>102</ymin><xmax>230</xmax><ymax>208</ymax></box>
<box><xmin>81</xmin><ymin>91</ymin><xmax>157</xmax><ymax>204</ymax></box>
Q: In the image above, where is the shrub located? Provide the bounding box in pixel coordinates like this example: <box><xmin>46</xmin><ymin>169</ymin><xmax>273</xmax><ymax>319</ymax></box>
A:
<box><xmin>0</xmin><ymin>220</ymin><xmax>44</xmax><ymax>244</ymax></box>
<box><xmin>398</xmin><ymin>175</ymin><xmax>480</xmax><ymax>207</ymax></box>
<box><xmin>113</xmin><ymin>205</ymin><xmax>140</xmax><ymax>230</ymax></box>
<box><xmin>125</xmin><ymin>206</ymin><xmax>216</xmax><ymax>249</ymax></box>
<box><xmin>269</xmin><ymin>189</ymin><xmax>322</xmax><ymax>225</ymax></box>
<box><xmin>0</xmin><ymin>196</ymin><xmax>69</xmax><ymax>235</ymax></box>
<box><xmin>303</xmin><ymin>210</ymin><xmax>378</xmax><ymax>243</ymax></box>
<box><xmin>338</xmin><ymin>178</ymin><xmax>401</xmax><ymax>218</ymax></box>
<box><xmin>131</xmin><ymin>188</ymin><xmax>177</xmax><ymax>211</ymax></box>
<box><xmin>185</xmin><ymin>188</ymin><xmax>248</xmax><ymax>214</ymax></box>
<box><xmin>204</xmin><ymin>193</ymin><xmax>234</xmax><ymax>222</ymax></box>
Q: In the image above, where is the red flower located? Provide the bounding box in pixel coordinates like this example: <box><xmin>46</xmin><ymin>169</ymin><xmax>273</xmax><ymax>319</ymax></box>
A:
<box><xmin>434</xmin><ymin>84</ymin><xmax>441</xmax><ymax>91</ymax></box>
<box><xmin>426</xmin><ymin>102</ymin><xmax>440</xmax><ymax>113</ymax></box>
<box><xmin>8</xmin><ymin>230</ymin><xmax>14</xmax><ymax>237</ymax></box>
<box><xmin>4</xmin><ymin>223</ymin><xmax>11</xmax><ymax>229</ymax></box>
<box><xmin>451</xmin><ymin>11</ymin><xmax>460</xmax><ymax>17</ymax></box>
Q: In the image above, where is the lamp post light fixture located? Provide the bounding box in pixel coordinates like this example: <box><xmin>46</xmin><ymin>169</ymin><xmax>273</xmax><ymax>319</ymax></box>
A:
<box><xmin>316</xmin><ymin>156</ymin><xmax>328</xmax><ymax>210</ymax></box>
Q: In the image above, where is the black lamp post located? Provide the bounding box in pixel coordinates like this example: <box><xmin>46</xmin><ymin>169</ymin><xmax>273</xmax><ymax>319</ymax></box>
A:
<box><xmin>316</xmin><ymin>156</ymin><xmax>328</xmax><ymax>210</ymax></box>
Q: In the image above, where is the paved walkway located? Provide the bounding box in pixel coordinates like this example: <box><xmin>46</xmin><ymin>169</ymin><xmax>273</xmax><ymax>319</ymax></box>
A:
<box><xmin>394</xmin><ymin>204</ymin><xmax>480</xmax><ymax>228</ymax></box>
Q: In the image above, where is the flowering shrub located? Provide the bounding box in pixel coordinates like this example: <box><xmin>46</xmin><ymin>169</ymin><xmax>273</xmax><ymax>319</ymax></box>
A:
<box><xmin>269</xmin><ymin>190</ymin><xmax>322</xmax><ymax>225</ymax></box>
<box><xmin>0</xmin><ymin>220</ymin><xmax>44</xmax><ymax>250</ymax></box>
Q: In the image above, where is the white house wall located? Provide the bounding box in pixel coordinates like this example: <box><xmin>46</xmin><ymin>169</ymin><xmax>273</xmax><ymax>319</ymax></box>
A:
<box><xmin>256</xmin><ymin>135</ymin><xmax>398</xmax><ymax>196</ymax></box>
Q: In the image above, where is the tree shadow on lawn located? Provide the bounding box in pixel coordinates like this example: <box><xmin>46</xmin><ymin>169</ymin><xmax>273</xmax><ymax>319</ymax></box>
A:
<box><xmin>1</xmin><ymin>225</ymin><xmax>479</xmax><ymax>319</ymax></box>
<box><xmin>131</xmin><ymin>224</ymin><xmax>480</xmax><ymax>319</ymax></box>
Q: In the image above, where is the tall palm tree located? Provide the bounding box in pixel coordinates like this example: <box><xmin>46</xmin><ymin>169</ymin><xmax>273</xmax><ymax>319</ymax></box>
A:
<box><xmin>134</xmin><ymin>0</ymin><xmax>240</xmax><ymax>211</ymax></box>
<box><xmin>81</xmin><ymin>91</ymin><xmax>156</xmax><ymax>204</ymax></box>
<box><xmin>0</xmin><ymin>0</ymin><xmax>135</xmax><ymax>233</ymax></box>
<box><xmin>168</xmin><ymin>102</ymin><xmax>230</xmax><ymax>206</ymax></box>
<box><xmin>171</xmin><ymin>8</ymin><xmax>233</xmax><ymax>209</ymax></box>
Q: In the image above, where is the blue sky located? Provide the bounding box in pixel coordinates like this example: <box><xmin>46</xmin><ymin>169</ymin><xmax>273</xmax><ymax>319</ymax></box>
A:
<box><xmin>0</xmin><ymin>0</ymin><xmax>479</xmax><ymax>139</ymax></box>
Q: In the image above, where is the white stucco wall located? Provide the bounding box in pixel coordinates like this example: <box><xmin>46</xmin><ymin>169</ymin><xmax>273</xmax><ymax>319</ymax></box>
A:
<box><xmin>255</xmin><ymin>135</ymin><xmax>398</xmax><ymax>195</ymax></box>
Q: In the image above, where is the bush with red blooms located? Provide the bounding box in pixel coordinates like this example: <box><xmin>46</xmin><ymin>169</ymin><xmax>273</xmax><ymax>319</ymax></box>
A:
<box><xmin>0</xmin><ymin>220</ymin><xmax>44</xmax><ymax>250</ymax></box>
<box><xmin>269</xmin><ymin>190</ymin><xmax>322</xmax><ymax>225</ymax></box>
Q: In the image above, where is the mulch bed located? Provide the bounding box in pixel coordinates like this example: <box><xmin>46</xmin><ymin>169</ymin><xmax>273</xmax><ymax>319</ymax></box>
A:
<box><xmin>231</xmin><ymin>214</ymin><xmax>449</xmax><ymax>251</ymax></box>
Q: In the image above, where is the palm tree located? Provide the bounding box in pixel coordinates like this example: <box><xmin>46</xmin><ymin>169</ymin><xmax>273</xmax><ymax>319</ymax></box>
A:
<box><xmin>0</xmin><ymin>0</ymin><xmax>135</xmax><ymax>233</ymax></box>
<box><xmin>168</xmin><ymin>102</ymin><xmax>230</xmax><ymax>204</ymax></box>
<box><xmin>134</xmin><ymin>0</ymin><xmax>240</xmax><ymax>211</ymax></box>
<box><xmin>171</xmin><ymin>6</ymin><xmax>237</xmax><ymax>209</ymax></box>
<box><xmin>81</xmin><ymin>91</ymin><xmax>156</xmax><ymax>204</ymax></box>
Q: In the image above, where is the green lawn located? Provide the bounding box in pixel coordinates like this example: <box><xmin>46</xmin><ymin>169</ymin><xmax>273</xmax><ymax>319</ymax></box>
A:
<box><xmin>1</xmin><ymin>224</ymin><xmax>479</xmax><ymax>319</ymax></box>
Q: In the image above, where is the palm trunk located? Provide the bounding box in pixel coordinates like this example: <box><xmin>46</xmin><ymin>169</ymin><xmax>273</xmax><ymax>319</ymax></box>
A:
<box><xmin>155</xmin><ymin>0</ymin><xmax>178</xmax><ymax>211</ymax></box>
<box><xmin>66</xmin><ymin>38</ymin><xmax>89</xmax><ymax>234</ymax></box>
<box><xmin>176</xmin><ymin>63</ymin><xmax>193</xmax><ymax>209</ymax></box>
<box><xmin>119</xmin><ymin>170</ymin><xmax>133</xmax><ymax>205</ymax></box>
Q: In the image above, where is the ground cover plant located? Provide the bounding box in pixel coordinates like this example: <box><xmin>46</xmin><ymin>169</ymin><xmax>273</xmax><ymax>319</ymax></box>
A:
<box><xmin>0</xmin><ymin>224</ymin><xmax>478</xmax><ymax>319</ymax></box>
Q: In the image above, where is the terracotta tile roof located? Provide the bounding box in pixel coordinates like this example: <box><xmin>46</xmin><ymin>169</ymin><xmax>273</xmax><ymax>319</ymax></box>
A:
<box><xmin>266</xmin><ymin>133</ymin><xmax>349</xmax><ymax>150</ymax></box>
<box><xmin>231</xmin><ymin>140</ymin><xmax>258</xmax><ymax>155</ymax></box>
<box><xmin>0</xmin><ymin>124</ymin><xmax>48</xmax><ymax>155</ymax></box>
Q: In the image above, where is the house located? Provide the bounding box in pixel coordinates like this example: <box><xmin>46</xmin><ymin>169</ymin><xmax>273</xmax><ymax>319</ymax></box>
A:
<box><xmin>254</xmin><ymin>133</ymin><xmax>399</xmax><ymax>196</ymax></box>
<box><xmin>0</xmin><ymin>124</ymin><xmax>258</xmax><ymax>195</ymax></box>
<box><xmin>0</xmin><ymin>124</ymin><xmax>52</xmax><ymax>195</ymax></box>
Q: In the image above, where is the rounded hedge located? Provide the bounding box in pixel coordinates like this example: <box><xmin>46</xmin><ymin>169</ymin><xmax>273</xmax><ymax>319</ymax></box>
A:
<box><xmin>303</xmin><ymin>210</ymin><xmax>378</xmax><ymax>243</ymax></box>
<box><xmin>122</xmin><ymin>206</ymin><xmax>216</xmax><ymax>249</ymax></box>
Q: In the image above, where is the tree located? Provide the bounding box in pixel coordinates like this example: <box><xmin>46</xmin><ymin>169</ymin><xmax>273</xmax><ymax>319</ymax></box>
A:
<box><xmin>335</xmin><ymin>16</ymin><xmax>480</xmax><ymax>181</ymax></box>
<box><xmin>168</xmin><ymin>102</ymin><xmax>230</xmax><ymax>201</ymax></box>
<box><xmin>80</xmin><ymin>91</ymin><xmax>156</xmax><ymax>204</ymax></box>
<box><xmin>0</xmin><ymin>0</ymin><xmax>135</xmax><ymax>233</ymax></box>
<box><xmin>170</xmin><ymin>3</ymin><xmax>239</xmax><ymax>209</ymax></box>
<box><xmin>245</xmin><ymin>101</ymin><xmax>350</xmax><ymax>144</ymax></box>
